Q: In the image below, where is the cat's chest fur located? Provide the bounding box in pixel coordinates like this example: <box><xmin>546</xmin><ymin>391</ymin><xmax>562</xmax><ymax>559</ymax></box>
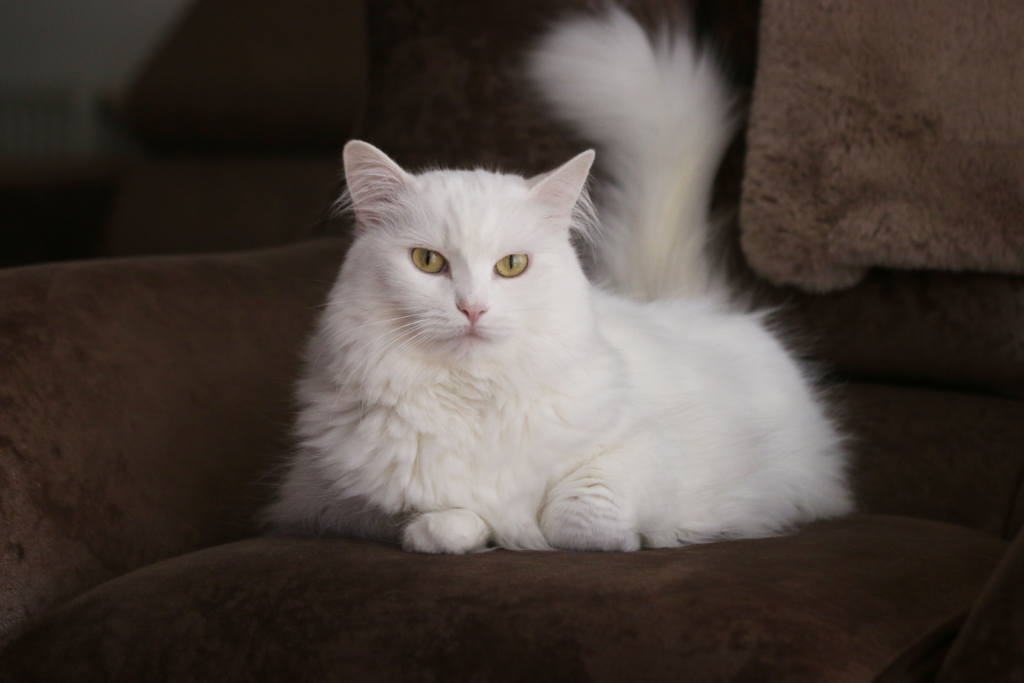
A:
<box><xmin>318</xmin><ymin>331</ymin><xmax>626</xmax><ymax>519</ymax></box>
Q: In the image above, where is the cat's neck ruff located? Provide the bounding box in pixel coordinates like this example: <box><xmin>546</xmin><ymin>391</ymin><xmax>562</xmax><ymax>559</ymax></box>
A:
<box><xmin>324</xmin><ymin>295</ymin><xmax>616</xmax><ymax>410</ymax></box>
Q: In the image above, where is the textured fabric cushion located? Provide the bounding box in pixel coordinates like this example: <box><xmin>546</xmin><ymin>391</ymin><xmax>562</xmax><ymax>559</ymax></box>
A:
<box><xmin>0</xmin><ymin>240</ymin><xmax>346</xmax><ymax>647</ymax></box>
<box><xmin>936</xmin><ymin>525</ymin><xmax>1024</xmax><ymax>682</ymax></box>
<box><xmin>773</xmin><ymin>270</ymin><xmax>1024</xmax><ymax>400</ymax></box>
<box><xmin>127</xmin><ymin>0</ymin><xmax>366</xmax><ymax>152</ymax></box>
<box><xmin>100</xmin><ymin>158</ymin><xmax>343</xmax><ymax>257</ymax></box>
<box><xmin>840</xmin><ymin>382</ymin><xmax>1024</xmax><ymax>540</ymax></box>
<box><xmin>740</xmin><ymin>0</ymin><xmax>1024</xmax><ymax>293</ymax></box>
<box><xmin>0</xmin><ymin>516</ymin><xmax>1006</xmax><ymax>682</ymax></box>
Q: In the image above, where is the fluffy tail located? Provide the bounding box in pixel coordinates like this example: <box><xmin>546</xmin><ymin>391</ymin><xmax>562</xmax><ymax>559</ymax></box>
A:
<box><xmin>529</xmin><ymin>8</ymin><xmax>736</xmax><ymax>300</ymax></box>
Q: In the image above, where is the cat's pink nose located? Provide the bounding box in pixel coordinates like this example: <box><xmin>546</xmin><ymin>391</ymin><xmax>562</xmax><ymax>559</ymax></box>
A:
<box><xmin>459</xmin><ymin>304</ymin><xmax>488</xmax><ymax>325</ymax></box>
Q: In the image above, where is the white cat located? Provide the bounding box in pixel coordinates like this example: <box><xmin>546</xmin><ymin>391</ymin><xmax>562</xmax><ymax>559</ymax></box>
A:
<box><xmin>265</xmin><ymin>8</ymin><xmax>852</xmax><ymax>553</ymax></box>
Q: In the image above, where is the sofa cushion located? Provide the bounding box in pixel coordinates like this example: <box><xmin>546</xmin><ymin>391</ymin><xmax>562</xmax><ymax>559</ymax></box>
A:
<box><xmin>774</xmin><ymin>270</ymin><xmax>1024</xmax><ymax>400</ymax></box>
<box><xmin>0</xmin><ymin>516</ymin><xmax>1006</xmax><ymax>682</ymax></box>
<box><xmin>100</xmin><ymin>157</ymin><xmax>344</xmax><ymax>257</ymax></box>
<box><xmin>0</xmin><ymin>240</ymin><xmax>346</xmax><ymax>648</ymax></box>
<box><xmin>936</xmin><ymin>524</ymin><xmax>1024</xmax><ymax>683</ymax></box>
<box><xmin>840</xmin><ymin>382</ymin><xmax>1024</xmax><ymax>540</ymax></box>
<box><xmin>126</xmin><ymin>0</ymin><xmax>366</xmax><ymax>152</ymax></box>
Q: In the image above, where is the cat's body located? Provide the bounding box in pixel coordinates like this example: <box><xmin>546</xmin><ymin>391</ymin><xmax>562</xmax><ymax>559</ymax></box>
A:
<box><xmin>265</xmin><ymin>9</ymin><xmax>852</xmax><ymax>553</ymax></box>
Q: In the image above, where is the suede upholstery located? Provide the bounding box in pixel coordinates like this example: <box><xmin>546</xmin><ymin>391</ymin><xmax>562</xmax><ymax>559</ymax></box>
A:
<box><xmin>0</xmin><ymin>239</ymin><xmax>346</xmax><ymax>647</ymax></box>
<box><xmin>0</xmin><ymin>517</ymin><xmax>1006</xmax><ymax>683</ymax></box>
<box><xmin>777</xmin><ymin>271</ymin><xmax>1024</xmax><ymax>400</ymax></box>
<box><xmin>936</xmin><ymin>521</ymin><xmax>1024</xmax><ymax>682</ymax></box>
<box><xmin>838</xmin><ymin>383</ymin><xmax>1024</xmax><ymax>540</ymax></box>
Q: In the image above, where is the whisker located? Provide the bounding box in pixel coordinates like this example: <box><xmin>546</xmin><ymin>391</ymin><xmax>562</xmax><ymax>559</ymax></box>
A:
<box><xmin>342</xmin><ymin>313</ymin><xmax>420</xmax><ymax>334</ymax></box>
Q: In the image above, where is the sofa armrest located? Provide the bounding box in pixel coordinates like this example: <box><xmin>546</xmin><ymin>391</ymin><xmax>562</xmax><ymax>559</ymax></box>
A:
<box><xmin>0</xmin><ymin>238</ymin><xmax>345</xmax><ymax>647</ymax></box>
<box><xmin>936</xmin><ymin>524</ymin><xmax>1024</xmax><ymax>682</ymax></box>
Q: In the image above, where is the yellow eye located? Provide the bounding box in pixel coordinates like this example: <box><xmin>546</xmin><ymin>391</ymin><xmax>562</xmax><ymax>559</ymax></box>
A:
<box><xmin>411</xmin><ymin>248</ymin><xmax>447</xmax><ymax>274</ymax></box>
<box><xmin>495</xmin><ymin>253</ymin><xmax>529</xmax><ymax>278</ymax></box>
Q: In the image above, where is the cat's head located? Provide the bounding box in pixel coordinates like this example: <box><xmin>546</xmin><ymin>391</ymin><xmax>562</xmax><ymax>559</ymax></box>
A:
<box><xmin>331</xmin><ymin>140</ymin><xmax>596</xmax><ymax>364</ymax></box>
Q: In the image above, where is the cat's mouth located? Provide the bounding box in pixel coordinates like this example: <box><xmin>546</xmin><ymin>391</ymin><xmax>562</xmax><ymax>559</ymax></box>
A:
<box><xmin>457</xmin><ymin>325</ymin><xmax>491</xmax><ymax>344</ymax></box>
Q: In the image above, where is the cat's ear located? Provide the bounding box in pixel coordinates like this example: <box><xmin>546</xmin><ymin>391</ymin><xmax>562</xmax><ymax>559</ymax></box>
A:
<box><xmin>343</xmin><ymin>140</ymin><xmax>412</xmax><ymax>229</ymax></box>
<box><xmin>526</xmin><ymin>150</ymin><xmax>596</xmax><ymax>228</ymax></box>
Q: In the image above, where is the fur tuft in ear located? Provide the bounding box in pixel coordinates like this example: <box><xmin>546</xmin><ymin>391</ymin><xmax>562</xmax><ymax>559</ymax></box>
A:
<box><xmin>342</xmin><ymin>140</ymin><xmax>412</xmax><ymax>230</ymax></box>
<box><xmin>527</xmin><ymin>150</ymin><xmax>597</xmax><ymax>240</ymax></box>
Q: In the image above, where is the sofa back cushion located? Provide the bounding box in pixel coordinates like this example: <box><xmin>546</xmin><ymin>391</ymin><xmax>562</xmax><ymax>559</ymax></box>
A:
<box><xmin>126</xmin><ymin>0</ymin><xmax>367</xmax><ymax>153</ymax></box>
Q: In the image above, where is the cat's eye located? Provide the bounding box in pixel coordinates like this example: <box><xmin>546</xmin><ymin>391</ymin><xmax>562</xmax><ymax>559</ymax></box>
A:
<box><xmin>495</xmin><ymin>254</ymin><xmax>529</xmax><ymax>278</ymax></box>
<box><xmin>411</xmin><ymin>248</ymin><xmax>447</xmax><ymax>274</ymax></box>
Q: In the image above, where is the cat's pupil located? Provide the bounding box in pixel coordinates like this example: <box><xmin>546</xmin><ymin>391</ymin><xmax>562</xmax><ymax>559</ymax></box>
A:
<box><xmin>426</xmin><ymin>251</ymin><xmax>434</xmax><ymax>265</ymax></box>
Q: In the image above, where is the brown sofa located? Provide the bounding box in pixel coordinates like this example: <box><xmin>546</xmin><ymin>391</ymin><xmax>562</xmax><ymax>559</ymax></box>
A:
<box><xmin>1</xmin><ymin>0</ymin><xmax>1022</xmax><ymax>681</ymax></box>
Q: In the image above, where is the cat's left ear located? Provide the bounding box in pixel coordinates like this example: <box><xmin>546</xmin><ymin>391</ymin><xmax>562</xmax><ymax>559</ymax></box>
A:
<box><xmin>527</xmin><ymin>150</ymin><xmax>596</xmax><ymax>228</ymax></box>
<box><xmin>343</xmin><ymin>140</ymin><xmax>413</xmax><ymax>230</ymax></box>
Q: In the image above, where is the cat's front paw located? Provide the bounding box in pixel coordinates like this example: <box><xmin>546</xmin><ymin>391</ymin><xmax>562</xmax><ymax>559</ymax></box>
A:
<box><xmin>541</xmin><ymin>477</ymin><xmax>641</xmax><ymax>552</ymax></box>
<box><xmin>401</xmin><ymin>509</ymin><xmax>491</xmax><ymax>554</ymax></box>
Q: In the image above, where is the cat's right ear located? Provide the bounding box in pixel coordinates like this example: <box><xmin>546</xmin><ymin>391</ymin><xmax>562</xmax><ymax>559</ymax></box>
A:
<box><xmin>342</xmin><ymin>140</ymin><xmax>411</xmax><ymax>230</ymax></box>
<box><xmin>526</xmin><ymin>150</ymin><xmax>596</xmax><ymax>232</ymax></box>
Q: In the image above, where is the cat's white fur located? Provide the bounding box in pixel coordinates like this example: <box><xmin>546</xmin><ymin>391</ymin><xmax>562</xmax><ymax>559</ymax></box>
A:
<box><xmin>265</xmin><ymin>8</ymin><xmax>852</xmax><ymax>553</ymax></box>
